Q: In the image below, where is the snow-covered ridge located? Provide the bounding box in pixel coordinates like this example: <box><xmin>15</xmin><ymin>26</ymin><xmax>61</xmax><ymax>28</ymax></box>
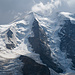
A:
<box><xmin>0</xmin><ymin>12</ymin><xmax>45</xmax><ymax>75</ymax></box>
<box><xmin>60</xmin><ymin>12</ymin><xmax>75</xmax><ymax>24</ymax></box>
<box><xmin>60</xmin><ymin>12</ymin><xmax>75</xmax><ymax>21</ymax></box>
<box><xmin>0</xmin><ymin>13</ymin><xmax>42</xmax><ymax>64</ymax></box>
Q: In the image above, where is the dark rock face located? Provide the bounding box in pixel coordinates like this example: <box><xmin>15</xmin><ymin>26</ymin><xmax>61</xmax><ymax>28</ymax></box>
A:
<box><xmin>7</xmin><ymin>30</ymin><xmax>13</xmax><ymax>38</ymax></box>
<box><xmin>59</xmin><ymin>20</ymin><xmax>75</xmax><ymax>69</ymax></box>
<box><xmin>19</xmin><ymin>55</ymin><xmax>50</xmax><ymax>75</ymax></box>
<box><xmin>6</xmin><ymin>29</ymin><xmax>15</xmax><ymax>49</ymax></box>
<box><xmin>6</xmin><ymin>44</ymin><xmax>15</xmax><ymax>49</ymax></box>
<box><xmin>28</xmin><ymin>19</ymin><xmax>63</xmax><ymax>73</ymax></box>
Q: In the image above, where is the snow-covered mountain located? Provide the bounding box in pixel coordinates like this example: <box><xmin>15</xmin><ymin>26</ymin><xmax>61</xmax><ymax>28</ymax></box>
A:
<box><xmin>0</xmin><ymin>11</ymin><xmax>75</xmax><ymax>75</ymax></box>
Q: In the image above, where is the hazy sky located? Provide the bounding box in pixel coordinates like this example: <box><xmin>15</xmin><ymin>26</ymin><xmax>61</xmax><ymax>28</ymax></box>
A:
<box><xmin>0</xmin><ymin>0</ymin><xmax>75</xmax><ymax>24</ymax></box>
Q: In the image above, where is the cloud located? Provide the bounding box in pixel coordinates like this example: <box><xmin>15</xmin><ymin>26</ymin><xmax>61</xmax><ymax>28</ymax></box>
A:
<box><xmin>32</xmin><ymin>0</ymin><xmax>69</xmax><ymax>16</ymax></box>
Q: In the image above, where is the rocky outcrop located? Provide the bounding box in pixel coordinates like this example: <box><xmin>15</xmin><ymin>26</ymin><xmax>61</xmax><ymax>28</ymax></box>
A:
<box><xmin>28</xmin><ymin>19</ymin><xmax>63</xmax><ymax>73</ymax></box>
<box><xmin>6</xmin><ymin>44</ymin><xmax>15</xmax><ymax>49</ymax></box>
<box><xmin>6</xmin><ymin>29</ymin><xmax>15</xmax><ymax>49</ymax></box>
<box><xmin>19</xmin><ymin>55</ymin><xmax>50</xmax><ymax>75</ymax></box>
<box><xmin>7</xmin><ymin>29</ymin><xmax>13</xmax><ymax>38</ymax></box>
<box><xmin>59</xmin><ymin>20</ymin><xmax>75</xmax><ymax>69</ymax></box>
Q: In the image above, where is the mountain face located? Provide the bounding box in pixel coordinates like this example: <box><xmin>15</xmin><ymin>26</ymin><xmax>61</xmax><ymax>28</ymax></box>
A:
<box><xmin>59</xmin><ymin>19</ymin><xmax>75</xmax><ymax>69</ymax></box>
<box><xmin>6</xmin><ymin>29</ymin><xmax>15</xmax><ymax>49</ymax></box>
<box><xmin>28</xmin><ymin>19</ymin><xmax>63</xmax><ymax>73</ymax></box>
<box><xmin>0</xmin><ymin>12</ymin><xmax>75</xmax><ymax>75</ymax></box>
<box><xmin>19</xmin><ymin>55</ymin><xmax>50</xmax><ymax>75</ymax></box>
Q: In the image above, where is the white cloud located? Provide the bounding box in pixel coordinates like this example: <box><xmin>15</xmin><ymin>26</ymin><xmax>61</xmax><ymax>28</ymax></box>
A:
<box><xmin>32</xmin><ymin>0</ymin><xmax>69</xmax><ymax>16</ymax></box>
<box><xmin>32</xmin><ymin>0</ymin><xmax>75</xmax><ymax>13</ymax></box>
